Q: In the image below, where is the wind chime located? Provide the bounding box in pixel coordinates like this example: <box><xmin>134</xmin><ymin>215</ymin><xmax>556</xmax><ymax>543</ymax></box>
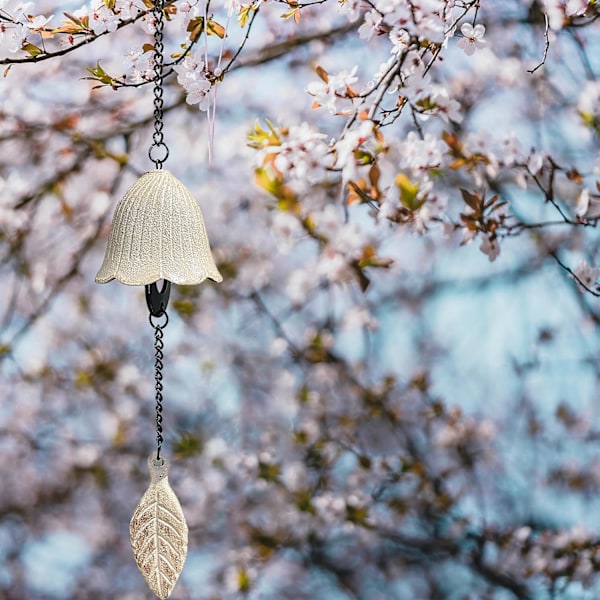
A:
<box><xmin>95</xmin><ymin>2</ymin><xmax>222</xmax><ymax>598</ymax></box>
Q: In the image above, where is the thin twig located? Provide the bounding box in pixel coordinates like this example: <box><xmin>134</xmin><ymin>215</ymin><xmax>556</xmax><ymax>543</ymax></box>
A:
<box><xmin>528</xmin><ymin>10</ymin><xmax>550</xmax><ymax>74</ymax></box>
<box><xmin>550</xmin><ymin>251</ymin><xmax>600</xmax><ymax>297</ymax></box>
<box><xmin>222</xmin><ymin>6</ymin><xmax>260</xmax><ymax>74</ymax></box>
<box><xmin>229</xmin><ymin>20</ymin><xmax>357</xmax><ymax>72</ymax></box>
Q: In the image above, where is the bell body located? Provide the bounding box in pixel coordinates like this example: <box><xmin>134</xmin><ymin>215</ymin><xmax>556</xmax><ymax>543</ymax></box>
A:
<box><xmin>96</xmin><ymin>169</ymin><xmax>222</xmax><ymax>286</ymax></box>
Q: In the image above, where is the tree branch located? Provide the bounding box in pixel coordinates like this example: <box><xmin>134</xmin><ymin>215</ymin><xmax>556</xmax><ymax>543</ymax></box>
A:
<box><xmin>0</xmin><ymin>2</ymin><xmax>177</xmax><ymax>66</ymax></box>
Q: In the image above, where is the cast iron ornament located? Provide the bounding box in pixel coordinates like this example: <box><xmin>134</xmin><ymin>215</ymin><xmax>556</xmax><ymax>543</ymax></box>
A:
<box><xmin>95</xmin><ymin>169</ymin><xmax>222</xmax><ymax>286</ymax></box>
<box><xmin>130</xmin><ymin>455</ymin><xmax>188</xmax><ymax>600</ymax></box>
<box><xmin>94</xmin><ymin>3</ymin><xmax>222</xmax><ymax>597</ymax></box>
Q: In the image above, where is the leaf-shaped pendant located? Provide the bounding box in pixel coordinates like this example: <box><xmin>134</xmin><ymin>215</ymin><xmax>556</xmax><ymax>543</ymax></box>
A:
<box><xmin>130</xmin><ymin>455</ymin><xmax>188</xmax><ymax>599</ymax></box>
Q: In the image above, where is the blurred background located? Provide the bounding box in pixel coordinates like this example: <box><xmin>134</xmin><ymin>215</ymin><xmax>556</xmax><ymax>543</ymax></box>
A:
<box><xmin>1</xmin><ymin>0</ymin><xmax>600</xmax><ymax>598</ymax></box>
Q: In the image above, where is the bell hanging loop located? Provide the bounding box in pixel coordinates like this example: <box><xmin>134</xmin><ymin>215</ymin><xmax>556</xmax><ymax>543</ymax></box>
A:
<box><xmin>146</xmin><ymin>279</ymin><xmax>171</xmax><ymax>317</ymax></box>
<box><xmin>148</xmin><ymin>142</ymin><xmax>169</xmax><ymax>167</ymax></box>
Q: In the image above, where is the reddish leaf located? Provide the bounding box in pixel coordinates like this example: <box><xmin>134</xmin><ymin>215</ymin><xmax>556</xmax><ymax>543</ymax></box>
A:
<box><xmin>315</xmin><ymin>65</ymin><xmax>328</xmax><ymax>83</ymax></box>
<box><xmin>460</xmin><ymin>189</ymin><xmax>480</xmax><ymax>211</ymax></box>
<box><xmin>566</xmin><ymin>167</ymin><xmax>583</xmax><ymax>184</ymax></box>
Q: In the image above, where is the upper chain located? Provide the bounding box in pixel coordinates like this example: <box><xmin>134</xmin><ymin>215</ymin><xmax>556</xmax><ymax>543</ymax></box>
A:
<box><xmin>149</xmin><ymin>0</ymin><xmax>169</xmax><ymax>168</ymax></box>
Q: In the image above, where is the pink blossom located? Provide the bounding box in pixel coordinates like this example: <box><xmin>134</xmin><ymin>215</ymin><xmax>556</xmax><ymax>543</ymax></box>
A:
<box><xmin>272</xmin><ymin>211</ymin><xmax>302</xmax><ymax>251</ymax></box>
<box><xmin>572</xmin><ymin>259</ymin><xmax>599</xmax><ymax>292</ymax></box>
<box><xmin>479</xmin><ymin>235</ymin><xmax>500</xmax><ymax>262</ymax></box>
<box><xmin>456</xmin><ymin>22</ymin><xmax>486</xmax><ymax>56</ymax></box>
<box><xmin>306</xmin><ymin>67</ymin><xmax>358</xmax><ymax>114</ymax></box>
<box><xmin>123</xmin><ymin>48</ymin><xmax>152</xmax><ymax>84</ymax></box>
<box><xmin>25</xmin><ymin>14</ymin><xmax>53</xmax><ymax>31</ymax></box>
<box><xmin>317</xmin><ymin>247</ymin><xmax>353</xmax><ymax>283</ymax></box>
<box><xmin>333</xmin><ymin>120</ymin><xmax>375</xmax><ymax>182</ymax></box>
<box><xmin>90</xmin><ymin>1</ymin><xmax>120</xmax><ymax>34</ymax></box>
<box><xmin>271</xmin><ymin>123</ymin><xmax>329</xmax><ymax>186</ymax></box>
<box><xmin>173</xmin><ymin>50</ymin><xmax>213</xmax><ymax>112</ymax></box>
<box><xmin>565</xmin><ymin>0</ymin><xmax>589</xmax><ymax>16</ymax></box>
<box><xmin>431</xmin><ymin>88</ymin><xmax>463</xmax><ymax>123</ymax></box>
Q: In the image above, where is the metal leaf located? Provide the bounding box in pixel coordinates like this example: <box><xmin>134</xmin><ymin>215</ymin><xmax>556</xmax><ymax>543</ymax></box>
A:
<box><xmin>130</xmin><ymin>455</ymin><xmax>188</xmax><ymax>599</ymax></box>
<box><xmin>96</xmin><ymin>169</ymin><xmax>223</xmax><ymax>286</ymax></box>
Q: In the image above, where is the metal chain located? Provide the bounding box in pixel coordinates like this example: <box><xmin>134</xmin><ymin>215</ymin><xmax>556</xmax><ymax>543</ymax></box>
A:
<box><xmin>149</xmin><ymin>0</ymin><xmax>169</xmax><ymax>168</ymax></box>
<box><xmin>150</xmin><ymin>311</ymin><xmax>169</xmax><ymax>461</ymax></box>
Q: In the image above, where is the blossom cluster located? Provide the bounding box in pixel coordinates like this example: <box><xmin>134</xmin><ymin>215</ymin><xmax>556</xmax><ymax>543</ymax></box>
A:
<box><xmin>0</xmin><ymin>0</ymin><xmax>54</xmax><ymax>54</ymax></box>
<box><xmin>173</xmin><ymin>48</ymin><xmax>213</xmax><ymax>111</ymax></box>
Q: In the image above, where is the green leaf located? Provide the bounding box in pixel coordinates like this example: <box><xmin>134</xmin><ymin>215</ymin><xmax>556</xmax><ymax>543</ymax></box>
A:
<box><xmin>258</xmin><ymin>461</ymin><xmax>280</xmax><ymax>482</ymax></box>
<box><xmin>295</xmin><ymin>491</ymin><xmax>316</xmax><ymax>514</ymax></box>
<box><xmin>396</xmin><ymin>173</ymin><xmax>424</xmax><ymax>211</ymax></box>
<box><xmin>355</xmin><ymin>150</ymin><xmax>374</xmax><ymax>165</ymax></box>
<box><xmin>238</xmin><ymin>569</ymin><xmax>251</xmax><ymax>592</ymax></box>
<box><xmin>247</xmin><ymin>120</ymin><xmax>281</xmax><ymax>147</ymax></box>
<box><xmin>84</xmin><ymin>61</ymin><xmax>117</xmax><ymax>86</ymax></box>
<box><xmin>172</xmin><ymin>298</ymin><xmax>196</xmax><ymax>317</ymax></box>
<box><xmin>416</xmin><ymin>95</ymin><xmax>436</xmax><ymax>111</ymax></box>
<box><xmin>22</xmin><ymin>43</ymin><xmax>42</xmax><ymax>57</ymax></box>
<box><xmin>173</xmin><ymin>432</ymin><xmax>203</xmax><ymax>458</ymax></box>
<box><xmin>238</xmin><ymin>5</ymin><xmax>254</xmax><ymax>27</ymax></box>
<box><xmin>186</xmin><ymin>16</ymin><xmax>226</xmax><ymax>40</ymax></box>
<box><xmin>281</xmin><ymin>7</ymin><xmax>301</xmax><ymax>22</ymax></box>
<box><xmin>346</xmin><ymin>503</ymin><xmax>369</xmax><ymax>525</ymax></box>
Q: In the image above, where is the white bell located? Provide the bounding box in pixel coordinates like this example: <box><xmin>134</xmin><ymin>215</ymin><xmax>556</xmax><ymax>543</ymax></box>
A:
<box><xmin>96</xmin><ymin>169</ymin><xmax>222</xmax><ymax>286</ymax></box>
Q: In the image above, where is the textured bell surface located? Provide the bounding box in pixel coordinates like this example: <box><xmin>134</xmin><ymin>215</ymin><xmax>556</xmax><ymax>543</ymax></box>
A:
<box><xmin>95</xmin><ymin>169</ymin><xmax>223</xmax><ymax>286</ymax></box>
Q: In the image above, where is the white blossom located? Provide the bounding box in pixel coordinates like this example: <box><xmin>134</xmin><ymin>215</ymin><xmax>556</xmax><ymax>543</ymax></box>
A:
<box><xmin>572</xmin><ymin>259</ymin><xmax>599</xmax><ymax>292</ymax></box>
<box><xmin>479</xmin><ymin>235</ymin><xmax>500</xmax><ymax>262</ymax></box>
<box><xmin>89</xmin><ymin>0</ymin><xmax>120</xmax><ymax>34</ymax></box>
<box><xmin>456</xmin><ymin>22</ymin><xmax>486</xmax><ymax>56</ymax></box>
<box><xmin>306</xmin><ymin>67</ymin><xmax>358</xmax><ymax>114</ymax></box>
<box><xmin>173</xmin><ymin>49</ymin><xmax>213</xmax><ymax>111</ymax></box>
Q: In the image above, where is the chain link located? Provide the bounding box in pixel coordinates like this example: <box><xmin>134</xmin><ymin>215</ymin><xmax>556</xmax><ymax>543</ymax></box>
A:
<box><xmin>149</xmin><ymin>0</ymin><xmax>169</xmax><ymax>168</ymax></box>
<box><xmin>150</xmin><ymin>310</ymin><xmax>169</xmax><ymax>460</ymax></box>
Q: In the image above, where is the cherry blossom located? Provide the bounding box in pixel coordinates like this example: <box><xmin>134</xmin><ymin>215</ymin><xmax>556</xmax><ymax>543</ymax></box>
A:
<box><xmin>173</xmin><ymin>49</ymin><xmax>213</xmax><ymax>111</ymax></box>
<box><xmin>545</xmin><ymin>0</ymin><xmax>590</xmax><ymax>29</ymax></box>
<box><xmin>333</xmin><ymin>119</ymin><xmax>377</xmax><ymax>182</ymax></box>
<box><xmin>479</xmin><ymin>234</ymin><xmax>500</xmax><ymax>262</ymax></box>
<box><xmin>578</xmin><ymin>80</ymin><xmax>600</xmax><ymax>125</ymax></box>
<box><xmin>0</xmin><ymin>20</ymin><xmax>25</xmax><ymax>53</ymax></box>
<box><xmin>25</xmin><ymin>14</ymin><xmax>53</xmax><ymax>32</ymax></box>
<box><xmin>565</xmin><ymin>0</ymin><xmax>590</xmax><ymax>16</ymax></box>
<box><xmin>572</xmin><ymin>259</ymin><xmax>599</xmax><ymax>292</ymax></box>
<box><xmin>306</xmin><ymin>66</ymin><xmax>359</xmax><ymax>114</ymax></box>
<box><xmin>123</xmin><ymin>48</ymin><xmax>152</xmax><ymax>83</ymax></box>
<box><xmin>89</xmin><ymin>0</ymin><xmax>121</xmax><ymax>35</ymax></box>
<box><xmin>271</xmin><ymin>123</ymin><xmax>330</xmax><ymax>187</ymax></box>
<box><xmin>456</xmin><ymin>22</ymin><xmax>486</xmax><ymax>55</ymax></box>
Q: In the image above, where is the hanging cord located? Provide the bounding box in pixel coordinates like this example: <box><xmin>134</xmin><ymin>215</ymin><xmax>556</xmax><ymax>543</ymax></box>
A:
<box><xmin>150</xmin><ymin>310</ymin><xmax>169</xmax><ymax>461</ymax></box>
<box><xmin>149</xmin><ymin>0</ymin><xmax>169</xmax><ymax>168</ymax></box>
